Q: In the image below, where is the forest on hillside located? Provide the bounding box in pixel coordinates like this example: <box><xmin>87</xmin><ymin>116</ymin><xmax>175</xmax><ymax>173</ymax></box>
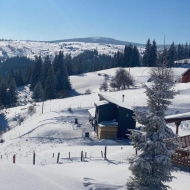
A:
<box><xmin>0</xmin><ymin>39</ymin><xmax>190</xmax><ymax>108</ymax></box>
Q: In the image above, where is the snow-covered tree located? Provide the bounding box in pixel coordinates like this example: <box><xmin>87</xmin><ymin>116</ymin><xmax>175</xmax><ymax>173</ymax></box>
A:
<box><xmin>126</xmin><ymin>65</ymin><xmax>178</xmax><ymax>190</ymax></box>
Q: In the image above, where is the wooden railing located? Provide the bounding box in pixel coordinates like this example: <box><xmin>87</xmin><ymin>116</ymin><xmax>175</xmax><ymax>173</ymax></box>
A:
<box><xmin>172</xmin><ymin>135</ymin><xmax>190</xmax><ymax>167</ymax></box>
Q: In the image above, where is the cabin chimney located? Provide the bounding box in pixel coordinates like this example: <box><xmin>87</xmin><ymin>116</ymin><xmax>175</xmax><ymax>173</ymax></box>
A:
<box><xmin>122</xmin><ymin>94</ymin><xmax>125</xmax><ymax>102</ymax></box>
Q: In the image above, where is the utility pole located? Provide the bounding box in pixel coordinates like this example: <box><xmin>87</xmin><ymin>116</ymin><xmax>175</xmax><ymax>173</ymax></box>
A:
<box><xmin>164</xmin><ymin>35</ymin><xmax>166</xmax><ymax>50</ymax></box>
<box><xmin>42</xmin><ymin>101</ymin><xmax>44</xmax><ymax>114</ymax></box>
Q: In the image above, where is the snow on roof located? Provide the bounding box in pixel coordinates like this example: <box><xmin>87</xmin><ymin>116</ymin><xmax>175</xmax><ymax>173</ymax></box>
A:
<box><xmin>165</xmin><ymin>112</ymin><xmax>190</xmax><ymax>120</ymax></box>
<box><xmin>181</xmin><ymin>68</ymin><xmax>190</xmax><ymax>76</ymax></box>
<box><xmin>88</xmin><ymin>108</ymin><xmax>96</xmax><ymax>118</ymax></box>
<box><xmin>99</xmin><ymin>120</ymin><xmax>118</xmax><ymax>127</ymax></box>
<box><xmin>94</xmin><ymin>100</ymin><xmax>109</xmax><ymax>106</ymax></box>
<box><xmin>98</xmin><ymin>93</ymin><xmax>132</xmax><ymax>110</ymax></box>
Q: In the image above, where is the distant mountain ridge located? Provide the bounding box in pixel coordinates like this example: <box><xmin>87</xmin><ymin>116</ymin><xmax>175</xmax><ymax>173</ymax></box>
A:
<box><xmin>49</xmin><ymin>36</ymin><xmax>145</xmax><ymax>46</ymax></box>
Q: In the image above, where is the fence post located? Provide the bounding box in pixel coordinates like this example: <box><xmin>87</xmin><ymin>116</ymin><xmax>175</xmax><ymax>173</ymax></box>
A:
<box><xmin>85</xmin><ymin>152</ymin><xmax>87</xmax><ymax>158</ymax></box>
<box><xmin>57</xmin><ymin>152</ymin><xmax>60</xmax><ymax>163</ymax></box>
<box><xmin>69</xmin><ymin>152</ymin><xmax>70</xmax><ymax>159</ymax></box>
<box><xmin>53</xmin><ymin>153</ymin><xmax>54</xmax><ymax>158</ymax></box>
<box><xmin>81</xmin><ymin>151</ymin><xmax>83</xmax><ymax>161</ymax></box>
<box><xmin>13</xmin><ymin>154</ymin><xmax>16</xmax><ymax>164</ymax></box>
<box><xmin>101</xmin><ymin>151</ymin><xmax>103</xmax><ymax>157</ymax></box>
<box><xmin>104</xmin><ymin>146</ymin><xmax>107</xmax><ymax>160</ymax></box>
<box><xmin>33</xmin><ymin>152</ymin><xmax>35</xmax><ymax>165</ymax></box>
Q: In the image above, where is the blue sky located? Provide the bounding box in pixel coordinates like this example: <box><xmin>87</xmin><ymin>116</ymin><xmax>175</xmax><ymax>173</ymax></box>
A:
<box><xmin>0</xmin><ymin>0</ymin><xmax>189</xmax><ymax>44</ymax></box>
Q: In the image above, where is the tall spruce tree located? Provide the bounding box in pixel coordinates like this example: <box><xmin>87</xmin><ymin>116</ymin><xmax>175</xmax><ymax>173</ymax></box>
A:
<box><xmin>142</xmin><ymin>39</ymin><xmax>152</xmax><ymax>67</ymax></box>
<box><xmin>24</xmin><ymin>65</ymin><xmax>32</xmax><ymax>84</ymax></box>
<box><xmin>65</xmin><ymin>53</ymin><xmax>73</xmax><ymax>76</ymax></box>
<box><xmin>123</xmin><ymin>44</ymin><xmax>133</xmax><ymax>67</ymax></box>
<box><xmin>167</xmin><ymin>42</ymin><xmax>176</xmax><ymax>67</ymax></box>
<box><xmin>42</xmin><ymin>55</ymin><xmax>51</xmax><ymax>88</ymax></box>
<box><xmin>0</xmin><ymin>80</ymin><xmax>9</xmax><ymax>107</ymax></box>
<box><xmin>131</xmin><ymin>46</ymin><xmax>140</xmax><ymax>67</ymax></box>
<box><xmin>30</xmin><ymin>56</ymin><xmax>42</xmax><ymax>90</ymax></box>
<box><xmin>32</xmin><ymin>82</ymin><xmax>44</xmax><ymax>102</ymax></box>
<box><xmin>44</xmin><ymin>65</ymin><xmax>56</xmax><ymax>100</ymax></box>
<box><xmin>126</xmin><ymin>65</ymin><xmax>178</xmax><ymax>190</ymax></box>
<box><xmin>8</xmin><ymin>78</ymin><xmax>17</xmax><ymax>107</ymax></box>
<box><xmin>149</xmin><ymin>40</ymin><xmax>157</xmax><ymax>67</ymax></box>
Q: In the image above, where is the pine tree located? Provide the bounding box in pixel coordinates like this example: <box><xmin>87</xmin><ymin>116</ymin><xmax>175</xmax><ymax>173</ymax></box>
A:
<box><xmin>44</xmin><ymin>65</ymin><xmax>56</xmax><ymax>100</ymax></box>
<box><xmin>0</xmin><ymin>80</ymin><xmax>9</xmax><ymax>107</ymax></box>
<box><xmin>32</xmin><ymin>82</ymin><xmax>44</xmax><ymax>102</ymax></box>
<box><xmin>41</xmin><ymin>55</ymin><xmax>51</xmax><ymax>88</ymax></box>
<box><xmin>30</xmin><ymin>56</ymin><xmax>42</xmax><ymax>90</ymax></box>
<box><xmin>142</xmin><ymin>39</ymin><xmax>152</xmax><ymax>67</ymax></box>
<box><xmin>65</xmin><ymin>53</ymin><xmax>73</xmax><ymax>76</ymax></box>
<box><xmin>8</xmin><ymin>78</ymin><xmax>17</xmax><ymax>107</ymax></box>
<box><xmin>184</xmin><ymin>43</ymin><xmax>189</xmax><ymax>59</ymax></box>
<box><xmin>77</xmin><ymin>54</ymin><xmax>84</xmax><ymax>74</ymax></box>
<box><xmin>126</xmin><ymin>65</ymin><xmax>178</xmax><ymax>190</ymax></box>
<box><xmin>167</xmin><ymin>42</ymin><xmax>176</xmax><ymax>67</ymax></box>
<box><xmin>16</xmin><ymin>69</ymin><xmax>24</xmax><ymax>87</ymax></box>
<box><xmin>24</xmin><ymin>65</ymin><xmax>32</xmax><ymax>84</ymax></box>
<box><xmin>123</xmin><ymin>44</ymin><xmax>133</xmax><ymax>67</ymax></box>
<box><xmin>131</xmin><ymin>46</ymin><xmax>140</xmax><ymax>67</ymax></box>
<box><xmin>149</xmin><ymin>40</ymin><xmax>157</xmax><ymax>67</ymax></box>
<box><xmin>176</xmin><ymin>44</ymin><xmax>184</xmax><ymax>60</ymax></box>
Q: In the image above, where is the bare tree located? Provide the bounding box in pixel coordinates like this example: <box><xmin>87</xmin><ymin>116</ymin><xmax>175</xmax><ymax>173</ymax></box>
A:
<box><xmin>110</xmin><ymin>68</ymin><xmax>135</xmax><ymax>90</ymax></box>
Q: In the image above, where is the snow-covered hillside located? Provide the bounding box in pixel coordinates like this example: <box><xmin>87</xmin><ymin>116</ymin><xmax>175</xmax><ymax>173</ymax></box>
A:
<box><xmin>0</xmin><ymin>39</ymin><xmax>147</xmax><ymax>61</ymax></box>
<box><xmin>0</xmin><ymin>40</ymin><xmax>121</xmax><ymax>60</ymax></box>
<box><xmin>1</xmin><ymin>67</ymin><xmax>190</xmax><ymax>190</ymax></box>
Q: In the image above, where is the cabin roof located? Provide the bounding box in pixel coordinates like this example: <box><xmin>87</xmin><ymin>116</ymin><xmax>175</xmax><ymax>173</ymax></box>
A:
<box><xmin>98</xmin><ymin>93</ymin><xmax>132</xmax><ymax>110</ymax></box>
<box><xmin>181</xmin><ymin>68</ymin><xmax>190</xmax><ymax>76</ymax></box>
<box><xmin>88</xmin><ymin>108</ymin><xmax>96</xmax><ymax>118</ymax></box>
<box><xmin>94</xmin><ymin>100</ymin><xmax>109</xmax><ymax>107</ymax></box>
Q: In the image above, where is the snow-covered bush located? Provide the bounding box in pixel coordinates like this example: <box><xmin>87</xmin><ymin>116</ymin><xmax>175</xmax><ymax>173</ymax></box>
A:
<box><xmin>85</xmin><ymin>89</ymin><xmax>91</xmax><ymax>95</ymax></box>
<box><xmin>28</xmin><ymin>105</ymin><xmax>36</xmax><ymax>115</ymax></box>
<box><xmin>68</xmin><ymin>107</ymin><xmax>73</xmax><ymax>113</ymax></box>
<box><xmin>99</xmin><ymin>80</ymin><xmax>108</xmax><ymax>91</ymax></box>
<box><xmin>18</xmin><ymin>115</ymin><xmax>25</xmax><ymax>125</ymax></box>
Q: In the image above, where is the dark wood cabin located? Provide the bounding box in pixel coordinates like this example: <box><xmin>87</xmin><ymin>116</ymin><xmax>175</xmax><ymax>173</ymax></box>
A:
<box><xmin>182</xmin><ymin>68</ymin><xmax>190</xmax><ymax>83</ymax></box>
<box><xmin>88</xmin><ymin>94</ymin><xmax>136</xmax><ymax>139</ymax></box>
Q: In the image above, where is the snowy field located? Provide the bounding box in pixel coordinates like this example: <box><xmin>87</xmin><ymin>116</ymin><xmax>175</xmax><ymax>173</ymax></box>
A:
<box><xmin>1</xmin><ymin>67</ymin><xmax>190</xmax><ymax>190</ymax></box>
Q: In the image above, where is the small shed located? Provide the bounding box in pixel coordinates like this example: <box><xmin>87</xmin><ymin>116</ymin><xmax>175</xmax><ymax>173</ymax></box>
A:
<box><xmin>88</xmin><ymin>94</ymin><xmax>136</xmax><ymax>139</ymax></box>
<box><xmin>181</xmin><ymin>68</ymin><xmax>190</xmax><ymax>83</ymax></box>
